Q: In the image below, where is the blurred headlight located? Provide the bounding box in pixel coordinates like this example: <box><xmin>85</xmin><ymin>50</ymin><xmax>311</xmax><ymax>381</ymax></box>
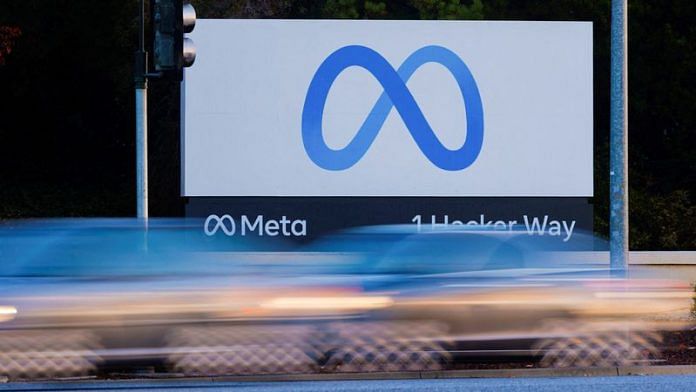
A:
<box><xmin>0</xmin><ymin>306</ymin><xmax>17</xmax><ymax>322</ymax></box>
<box><xmin>594</xmin><ymin>291</ymin><xmax>694</xmax><ymax>299</ymax></box>
<box><xmin>261</xmin><ymin>296</ymin><xmax>393</xmax><ymax>310</ymax></box>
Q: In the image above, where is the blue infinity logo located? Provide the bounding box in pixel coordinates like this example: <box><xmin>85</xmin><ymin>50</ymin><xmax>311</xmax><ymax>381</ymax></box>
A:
<box><xmin>302</xmin><ymin>45</ymin><xmax>484</xmax><ymax>171</ymax></box>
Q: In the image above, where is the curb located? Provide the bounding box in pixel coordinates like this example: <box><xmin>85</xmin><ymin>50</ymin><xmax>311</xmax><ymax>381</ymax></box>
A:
<box><xmin>206</xmin><ymin>367</ymin><xmax>620</xmax><ymax>382</ymax></box>
<box><xmin>420</xmin><ymin>367</ymin><xmax>620</xmax><ymax>379</ymax></box>
<box><xmin>618</xmin><ymin>364</ymin><xmax>696</xmax><ymax>376</ymax></box>
<box><xmin>199</xmin><ymin>365</ymin><xmax>696</xmax><ymax>381</ymax></box>
<box><xmin>5</xmin><ymin>365</ymin><xmax>696</xmax><ymax>385</ymax></box>
<box><xmin>99</xmin><ymin>365</ymin><xmax>696</xmax><ymax>382</ymax></box>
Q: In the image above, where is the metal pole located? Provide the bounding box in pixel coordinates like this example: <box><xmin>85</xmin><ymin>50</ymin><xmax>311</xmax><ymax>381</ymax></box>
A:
<box><xmin>135</xmin><ymin>86</ymin><xmax>148</xmax><ymax>219</ymax></box>
<box><xmin>610</xmin><ymin>0</ymin><xmax>628</xmax><ymax>275</ymax></box>
<box><xmin>135</xmin><ymin>0</ymin><xmax>148</xmax><ymax>220</ymax></box>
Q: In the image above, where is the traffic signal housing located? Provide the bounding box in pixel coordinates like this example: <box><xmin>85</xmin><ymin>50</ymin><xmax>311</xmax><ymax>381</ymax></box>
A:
<box><xmin>151</xmin><ymin>0</ymin><xmax>196</xmax><ymax>81</ymax></box>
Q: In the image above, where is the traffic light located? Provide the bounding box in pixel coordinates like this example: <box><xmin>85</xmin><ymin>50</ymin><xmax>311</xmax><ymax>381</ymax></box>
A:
<box><xmin>152</xmin><ymin>0</ymin><xmax>196</xmax><ymax>81</ymax></box>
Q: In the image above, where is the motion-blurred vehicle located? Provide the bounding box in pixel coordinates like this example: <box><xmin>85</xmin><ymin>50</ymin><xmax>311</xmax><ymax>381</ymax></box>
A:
<box><xmin>0</xmin><ymin>219</ymin><xmax>383</xmax><ymax>378</ymax></box>
<box><xmin>0</xmin><ymin>220</ymin><xmax>692</xmax><ymax>379</ymax></box>
<box><xmin>289</xmin><ymin>225</ymin><xmax>694</xmax><ymax>370</ymax></box>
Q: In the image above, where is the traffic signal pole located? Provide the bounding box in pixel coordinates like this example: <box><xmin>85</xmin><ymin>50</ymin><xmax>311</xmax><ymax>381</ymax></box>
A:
<box><xmin>610</xmin><ymin>0</ymin><xmax>628</xmax><ymax>276</ymax></box>
<box><xmin>134</xmin><ymin>1</ymin><xmax>195</xmax><ymax>220</ymax></box>
<box><xmin>135</xmin><ymin>0</ymin><xmax>148</xmax><ymax>220</ymax></box>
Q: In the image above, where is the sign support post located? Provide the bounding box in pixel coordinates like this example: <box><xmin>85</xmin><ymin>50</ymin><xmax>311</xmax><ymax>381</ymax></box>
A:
<box><xmin>610</xmin><ymin>0</ymin><xmax>629</xmax><ymax>275</ymax></box>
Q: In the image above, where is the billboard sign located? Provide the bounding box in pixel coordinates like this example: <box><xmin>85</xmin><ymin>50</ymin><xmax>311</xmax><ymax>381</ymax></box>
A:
<box><xmin>183</xmin><ymin>20</ymin><xmax>593</xmax><ymax>197</ymax></box>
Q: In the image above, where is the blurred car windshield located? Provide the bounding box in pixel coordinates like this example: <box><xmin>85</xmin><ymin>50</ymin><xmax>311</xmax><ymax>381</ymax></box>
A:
<box><xmin>0</xmin><ymin>219</ymin><xmax>262</xmax><ymax>277</ymax></box>
<box><xmin>371</xmin><ymin>232</ymin><xmax>526</xmax><ymax>275</ymax></box>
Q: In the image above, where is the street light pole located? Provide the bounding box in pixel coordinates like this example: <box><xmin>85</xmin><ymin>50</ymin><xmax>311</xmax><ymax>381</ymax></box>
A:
<box><xmin>610</xmin><ymin>0</ymin><xmax>628</xmax><ymax>275</ymax></box>
<box><xmin>135</xmin><ymin>0</ymin><xmax>148</xmax><ymax>220</ymax></box>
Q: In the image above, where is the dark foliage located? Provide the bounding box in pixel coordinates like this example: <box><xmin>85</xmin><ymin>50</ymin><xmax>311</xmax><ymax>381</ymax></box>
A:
<box><xmin>0</xmin><ymin>1</ymin><xmax>693</xmax><ymax>249</ymax></box>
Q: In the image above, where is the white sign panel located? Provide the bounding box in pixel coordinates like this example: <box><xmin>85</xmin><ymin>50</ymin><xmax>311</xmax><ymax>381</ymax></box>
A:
<box><xmin>183</xmin><ymin>20</ymin><xmax>593</xmax><ymax>197</ymax></box>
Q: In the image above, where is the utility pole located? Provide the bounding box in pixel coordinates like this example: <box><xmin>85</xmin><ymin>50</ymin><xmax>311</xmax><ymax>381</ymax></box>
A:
<box><xmin>610</xmin><ymin>0</ymin><xmax>628</xmax><ymax>276</ymax></box>
<box><xmin>135</xmin><ymin>0</ymin><xmax>148</xmax><ymax>220</ymax></box>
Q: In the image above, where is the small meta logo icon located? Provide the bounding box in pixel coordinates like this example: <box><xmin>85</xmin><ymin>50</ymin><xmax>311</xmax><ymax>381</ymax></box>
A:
<box><xmin>301</xmin><ymin>45</ymin><xmax>484</xmax><ymax>171</ymax></box>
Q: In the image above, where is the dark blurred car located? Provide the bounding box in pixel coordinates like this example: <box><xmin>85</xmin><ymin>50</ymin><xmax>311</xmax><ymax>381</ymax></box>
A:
<box><xmin>0</xmin><ymin>220</ymin><xmax>691</xmax><ymax>379</ymax></box>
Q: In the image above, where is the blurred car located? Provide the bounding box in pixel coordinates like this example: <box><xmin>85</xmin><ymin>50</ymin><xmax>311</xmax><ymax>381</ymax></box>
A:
<box><xmin>0</xmin><ymin>220</ymin><xmax>692</xmax><ymax>379</ymax></box>
<box><xmin>0</xmin><ymin>219</ymin><xmax>392</xmax><ymax>379</ymax></box>
<box><xmin>295</xmin><ymin>225</ymin><xmax>694</xmax><ymax>370</ymax></box>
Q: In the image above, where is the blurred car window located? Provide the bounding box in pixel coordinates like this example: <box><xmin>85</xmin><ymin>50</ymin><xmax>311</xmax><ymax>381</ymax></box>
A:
<box><xmin>0</xmin><ymin>220</ymin><xmax>260</xmax><ymax>277</ymax></box>
<box><xmin>372</xmin><ymin>232</ymin><xmax>526</xmax><ymax>275</ymax></box>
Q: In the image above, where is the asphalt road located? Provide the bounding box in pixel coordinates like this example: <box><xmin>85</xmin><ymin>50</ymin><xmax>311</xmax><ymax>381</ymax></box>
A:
<box><xmin>1</xmin><ymin>375</ymin><xmax>695</xmax><ymax>392</ymax></box>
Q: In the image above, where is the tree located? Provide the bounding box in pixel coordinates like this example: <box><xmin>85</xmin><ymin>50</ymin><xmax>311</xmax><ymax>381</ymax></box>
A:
<box><xmin>411</xmin><ymin>0</ymin><xmax>483</xmax><ymax>20</ymax></box>
<box><xmin>0</xmin><ymin>26</ymin><xmax>21</xmax><ymax>65</ymax></box>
